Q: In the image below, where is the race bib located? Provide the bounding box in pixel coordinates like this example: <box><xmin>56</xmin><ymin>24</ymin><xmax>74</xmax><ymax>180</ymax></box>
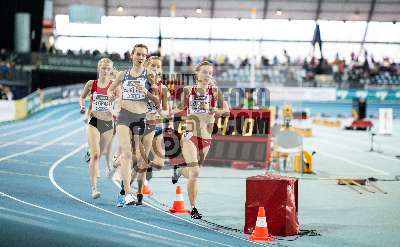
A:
<box><xmin>182</xmin><ymin>131</ymin><xmax>193</xmax><ymax>140</ymax></box>
<box><xmin>189</xmin><ymin>94</ymin><xmax>210</xmax><ymax>114</ymax></box>
<box><xmin>92</xmin><ymin>93</ymin><xmax>109</xmax><ymax>112</ymax></box>
<box><xmin>122</xmin><ymin>80</ymin><xmax>146</xmax><ymax>101</ymax></box>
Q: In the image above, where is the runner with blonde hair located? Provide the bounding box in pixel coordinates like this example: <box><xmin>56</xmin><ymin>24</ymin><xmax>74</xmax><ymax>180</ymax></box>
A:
<box><xmin>80</xmin><ymin>58</ymin><xmax>116</xmax><ymax>199</ymax></box>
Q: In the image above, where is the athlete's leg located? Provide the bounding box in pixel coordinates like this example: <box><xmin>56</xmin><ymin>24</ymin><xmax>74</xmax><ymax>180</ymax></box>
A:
<box><xmin>151</xmin><ymin>134</ymin><xmax>165</xmax><ymax>169</ymax></box>
<box><xmin>143</xmin><ymin>130</ymin><xmax>156</xmax><ymax>160</ymax></box>
<box><xmin>180</xmin><ymin>138</ymin><xmax>200</xmax><ymax>208</ymax></box>
<box><xmin>116</xmin><ymin>125</ymin><xmax>133</xmax><ymax>194</ymax></box>
<box><xmin>134</xmin><ymin>133</ymin><xmax>147</xmax><ymax>196</ymax></box>
<box><xmin>87</xmin><ymin>124</ymin><xmax>101</xmax><ymax>198</ymax></box>
<box><xmin>100</xmin><ymin>129</ymin><xmax>114</xmax><ymax>177</ymax></box>
<box><xmin>198</xmin><ymin>145</ymin><xmax>211</xmax><ymax>167</ymax></box>
<box><xmin>142</xmin><ymin>129</ymin><xmax>156</xmax><ymax>181</ymax></box>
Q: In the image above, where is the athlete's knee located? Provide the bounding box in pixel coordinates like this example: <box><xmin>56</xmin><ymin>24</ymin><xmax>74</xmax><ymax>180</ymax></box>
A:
<box><xmin>90</xmin><ymin>151</ymin><xmax>100</xmax><ymax>161</ymax></box>
<box><xmin>189</xmin><ymin>166</ymin><xmax>200</xmax><ymax>180</ymax></box>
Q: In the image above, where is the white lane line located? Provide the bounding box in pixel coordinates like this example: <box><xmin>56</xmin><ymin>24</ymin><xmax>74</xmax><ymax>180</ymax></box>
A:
<box><xmin>0</xmin><ymin>119</ymin><xmax>82</xmax><ymax>148</ymax></box>
<box><xmin>111</xmin><ymin>180</ymin><xmax>268</xmax><ymax>247</ymax></box>
<box><xmin>0</xmin><ymin>127</ymin><xmax>84</xmax><ymax>163</ymax></box>
<box><xmin>315</xmin><ymin>127</ymin><xmax>400</xmax><ymax>154</ymax></box>
<box><xmin>0</xmin><ymin>191</ymin><xmax>200</xmax><ymax>247</ymax></box>
<box><xmin>49</xmin><ymin>144</ymin><xmax>234</xmax><ymax>247</ymax></box>
<box><xmin>3</xmin><ymin>159</ymin><xmax>49</xmax><ymax>168</ymax></box>
<box><xmin>0</xmin><ymin>206</ymin><xmax>56</xmax><ymax>222</ymax></box>
<box><xmin>311</xmin><ymin>137</ymin><xmax>400</xmax><ymax>163</ymax></box>
<box><xmin>0</xmin><ymin>170</ymin><xmax>47</xmax><ymax>178</ymax></box>
<box><xmin>0</xmin><ymin>110</ymin><xmax>77</xmax><ymax>138</ymax></box>
<box><xmin>0</xmin><ymin>106</ymin><xmax>72</xmax><ymax>131</ymax></box>
<box><xmin>36</xmin><ymin>107</ymin><xmax>71</xmax><ymax>122</ymax></box>
<box><xmin>316</xmin><ymin>150</ymin><xmax>390</xmax><ymax>175</ymax></box>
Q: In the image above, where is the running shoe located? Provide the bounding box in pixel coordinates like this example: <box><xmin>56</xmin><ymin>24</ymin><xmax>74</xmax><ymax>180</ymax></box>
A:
<box><xmin>124</xmin><ymin>193</ymin><xmax>137</xmax><ymax>206</ymax></box>
<box><xmin>146</xmin><ymin>167</ymin><xmax>153</xmax><ymax>181</ymax></box>
<box><xmin>190</xmin><ymin>207</ymin><xmax>202</xmax><ymax>219</ymax></box>
<box><xmin>116</xmin><ymin>194</ymin><xmax>125</xmax><ymax>207</ymax></box>
<box><xmin>171</xmin><ymin>166</ymin><xmax>181</xmax><ymax>184</ymax></box>
<box><xmin>91</xmin><ymin>190</ymin><xmax>101</xmax><ymax>199</ymax></box>
<box><xmin>135</xmin><ymin>193</ymin><xmax>143</xmax><ymax>206</ymax></box>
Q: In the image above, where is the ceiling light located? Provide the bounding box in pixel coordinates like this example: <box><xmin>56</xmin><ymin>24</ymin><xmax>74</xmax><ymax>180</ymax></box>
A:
<box><xmin>117</xmin><ymin>6</ymin><xmax>124</xmax><ymax>12</ymax></box>
<box><xmin>196</xmin><ymin>7</ymin><xmax>202</xmax><ymax>14</ymax></box>
<box><xmin>276</xmin><ymin>9</ymin><xmax>282</xmax><ymax>16</ymax></box>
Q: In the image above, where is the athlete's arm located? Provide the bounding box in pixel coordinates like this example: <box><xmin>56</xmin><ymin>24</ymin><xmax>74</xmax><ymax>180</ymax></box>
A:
<box><xmin>146</xmin><ymin>90</ymin><xmax>160</xmax><ymax>106</ymax></box>
<box><xmin>143</xmin><ymin>70</ymin><xmax>161</xmax><ymax>106</ymax></box>
<box><xmin>213</xmin><ymin>87</ymin><xmax>230</xmax><ymax>116</ymax></box>
<box><xmin>79</xmin><ymin>80</ymin><xmax>93</xmax><ymax>113</ymax></box>
<box><xmin>170</xmin><ymin>86</ymin><xmax>188</xmax><ymax>115</ymax></box>
<box><xmin>161</xmin><ymin>85</ymin><xmax>169</xmax><ymax>112</ymax></box>
<box><xmin>110</xmin><ymin>86</ymin><xmax>122</xmax><ymax>116</ymax></box>
<box><xmin>108</xmin><ymin>71</ymin><xmax>124</xmax><ymax>100</ymax></box>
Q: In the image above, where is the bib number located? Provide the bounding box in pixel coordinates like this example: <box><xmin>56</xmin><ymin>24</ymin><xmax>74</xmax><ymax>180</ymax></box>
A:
<box><xmin>189</xmin><ymin>95</ymin><xmax>210</xmax><ymax>114</ymax></box>
<box><xmin>122</xmin><ymin>80</ymin><xmax>145</xmax><ymax>101</ymax></box>
<box><xmin>92</xmin><ymin>93</ymin><xmax>109</xmax><ymax>112</ymax></box>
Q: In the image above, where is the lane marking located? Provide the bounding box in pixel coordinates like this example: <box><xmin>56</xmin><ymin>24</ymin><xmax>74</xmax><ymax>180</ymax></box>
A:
<box><xmin>0</xmin><ymin>105</ymin><xmax>73</xmax><ymax>131</ymax></box>
<box><xmin>0</xmin><ymin>206</ymin><xmax>56</xmax><ymax>222</ymax></box>
<box><xmin>0</xmin><ymin>110</ymin><xmax>78</xmax><ymax>138</ymax></box>
<box><xmin>36</xmin><ymin>107</ymin><xmax>72</xmax><ymax>122</ymax></box>
<box><xmin>0</xmin><ymin>170</ymin><xmax>47</xmax><ymax>179</ymax></box>
<box><xmin>49</xmin><ymin>144</ymin><xmax>235</xmax><ymax>247</ymax></box>
<box><xmin>0</xmin><ymin>119</ymin><xmax>82</xmax><ymax>148</ymax></box>
<box><xmin>316</xmin><ymin>150</ymin><xmax>389</xmax><ymax>175</ymax></box>
<box><xmin>0</xmin><ymin>127</ymin><xmax>84</xmax><ymax>162</ymax></box>
<box><xmin>314</xmin><ymin>126</ymin><xmax>400</xmax><ymax>154</ymax></box>
<box><xmin>0</xmin><ymin>191</ymin><xmax>200</xmax><ymax>247</ymax></box>
<box><xmin>2</xmin><ymin>159</ymin><xmax>50</xmax><ymax>168</ymax></box>
<box><xmin>311</xmin><ymin>137</ymin><xmax>400</xmax><ymax>163</ymax></box>
<box><xmin>111</xmin><ymin>180</ymin><xmax>268</xmax><ymax>247</ymax></box>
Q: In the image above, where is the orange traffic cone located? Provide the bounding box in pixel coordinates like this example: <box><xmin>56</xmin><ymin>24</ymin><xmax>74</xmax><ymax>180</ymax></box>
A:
<box><xmin>248</xmin><ymin>207</ymin><xmax>274</xmax><ymax>242</ymax></box>
<box><xmin>168</xmin><ymin>185</ymin><xmax>190</xmax><ymax>213</ymax></box>
<box><xmin>141</xmin><ymin>179</ymin><xmax>153</xmax><ymax>196</ymax></box>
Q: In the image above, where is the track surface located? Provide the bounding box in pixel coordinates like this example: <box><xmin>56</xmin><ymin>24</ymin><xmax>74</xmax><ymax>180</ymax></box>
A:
<box><xmin>1</xmin><ymin>103</ymin><xmax>400</xmax><ymax>247</ymax></box>
<box><xmin>0</xmin><ymin>104</ymin><xmax>264</xmax><ymax>247</ymax></box>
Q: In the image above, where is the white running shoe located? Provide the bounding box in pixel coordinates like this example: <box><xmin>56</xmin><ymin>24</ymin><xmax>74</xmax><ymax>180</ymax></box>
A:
<box><xmin>92</xmin><ymin>190</ymin><xmax>101</xmax><ymax>199</ymax></box>
<box><xmin>124</xmin><ymin>193</ymin><xmax>136</xmax><ymax>206</ymax></box>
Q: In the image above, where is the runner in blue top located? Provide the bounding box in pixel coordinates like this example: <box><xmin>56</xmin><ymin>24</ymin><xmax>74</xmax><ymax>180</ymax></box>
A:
<box><xmin>108</xmin><ymin>44</ymin><xmax>159</xmax><ymax>206</ymax></box>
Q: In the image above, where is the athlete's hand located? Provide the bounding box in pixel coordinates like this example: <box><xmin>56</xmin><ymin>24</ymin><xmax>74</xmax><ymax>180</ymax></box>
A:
<box><xmin>80</xmin><ymin>105</ymin><xmax>85</xmax><ymax>114</ymax></box>
<box><xmin>136</xmin><ymin>84</ymin><xmax>148</xmax><ymax>95</ymax></box>
<box><xmin>148</xmin><ymin>70</ymin><xmax>158</xmax><ymax>82</ymax></box>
